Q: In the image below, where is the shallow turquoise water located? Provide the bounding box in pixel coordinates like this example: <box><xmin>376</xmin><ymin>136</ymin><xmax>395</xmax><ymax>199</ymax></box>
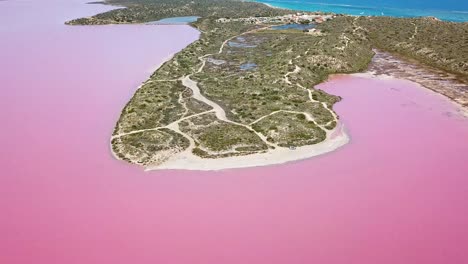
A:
<box><xmin>147</xmin><ymin>16</ymin><xmax>200</xmax><ymax>25</ymax></box>
<box><xmin>256</xmin><ymin>0</ymin><xmax>468</xmax><ymax>22</ymax></box>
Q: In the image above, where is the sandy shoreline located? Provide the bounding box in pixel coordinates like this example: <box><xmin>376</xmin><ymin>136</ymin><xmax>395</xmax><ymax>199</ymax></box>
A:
<box><xmin>146</xmin><ymin>122</ymin><xmax>349</xmax><ymax>171</ymax></box>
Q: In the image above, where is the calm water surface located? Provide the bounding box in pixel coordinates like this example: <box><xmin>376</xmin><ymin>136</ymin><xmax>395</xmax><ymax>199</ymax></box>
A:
<box><xmin>1</xmin><ymin>0</ymin><xmax>468</xmax><ymax>263</ymax></box>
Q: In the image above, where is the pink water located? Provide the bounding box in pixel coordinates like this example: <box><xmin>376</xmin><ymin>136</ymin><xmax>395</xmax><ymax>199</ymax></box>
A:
<box><xmin>2</xmin><ymin>1</ymin><xmax>468</xmax><ymax>263</ymax></box>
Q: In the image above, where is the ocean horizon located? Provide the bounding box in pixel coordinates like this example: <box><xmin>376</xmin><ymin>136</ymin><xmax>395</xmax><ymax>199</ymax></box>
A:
<box><xmin>254</xmin><ymin>0</ymin><xmax>468</xmax><ymax>22</ymax></box>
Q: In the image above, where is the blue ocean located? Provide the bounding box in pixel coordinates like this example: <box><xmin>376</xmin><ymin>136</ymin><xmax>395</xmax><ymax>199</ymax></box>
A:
<box><xmin>255</xmin><ymin>0</ymin><xmax>468</xmax><ymax>22</ymax></box>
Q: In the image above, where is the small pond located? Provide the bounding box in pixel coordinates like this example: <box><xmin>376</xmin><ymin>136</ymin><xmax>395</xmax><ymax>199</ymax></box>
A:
<box><xmin>146</xmin><ymin>16</ymin><xmax>200</xmax><ymax>25</ymax></box>
<box><xmin>271</xmin><ymin>23</ymin><xmax>316</xmax><ymax>31</ymax></box>
<box><xmin>240</xmin><ymin>62</ymin><xmax>257</xmax><ymax>71</ymax></box>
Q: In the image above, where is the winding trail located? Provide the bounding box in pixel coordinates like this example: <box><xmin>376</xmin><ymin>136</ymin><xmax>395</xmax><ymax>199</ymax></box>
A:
<box><xmin>284</xmin><ymin>65</ymin><xmax>300</xmax><ymax>85</ymax></box>
<box><xmin>180</xmin><ymin>76</ymin><xmax>227</xmax><ymax>121</ymax></box>
<box><xmin>410</xmin><ymin>22</ymin><xmax>418</xmax><ymax>40</ymax></box>
<box><xmin>250</xmin><ymin>109</ymin><xmax>321</xmax><ymax>128</ymax></box>
<box><xmin>283</xmin><ymin>61</ymin><xmax>339</xmax><ymax>130</ymax></box>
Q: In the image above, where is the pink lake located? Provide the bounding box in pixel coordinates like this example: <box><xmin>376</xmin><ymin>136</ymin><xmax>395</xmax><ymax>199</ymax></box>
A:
<box><xmin>1</xmin><ymin>1</ymin><xmax>468</xmax><ymax>263</ymax></box>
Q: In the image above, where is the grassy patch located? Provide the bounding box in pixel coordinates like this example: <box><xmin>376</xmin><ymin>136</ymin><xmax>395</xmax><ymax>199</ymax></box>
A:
<box><xmin>252</xmin><ymin>111</ymin><xmax>326</xmax><ymax>147</ymax></box>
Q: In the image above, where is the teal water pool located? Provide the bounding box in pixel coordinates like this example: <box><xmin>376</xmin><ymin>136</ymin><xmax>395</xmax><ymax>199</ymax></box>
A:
<box><xmin>147</xmin><ymin>16</ymin><xmax>200</xmax><ymax>25</ymax></box>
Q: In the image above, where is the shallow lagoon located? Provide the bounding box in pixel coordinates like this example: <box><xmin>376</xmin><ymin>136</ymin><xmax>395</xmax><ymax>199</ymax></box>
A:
<box><xmin>1</xmin><ymin>0</ymin><xmax>468</xmax><ymax>263</ymax></box>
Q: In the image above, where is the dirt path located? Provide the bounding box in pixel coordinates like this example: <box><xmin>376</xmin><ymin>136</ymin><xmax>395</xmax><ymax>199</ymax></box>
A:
<box><xmin>284</xmin><ymin>62</ymin><xmax>339</xmax><ymax>130</ymax></box>
<box><xmin>410</xmin><ymin>22</ymin><xmax>418</xmax><ymax>40</ymax></box>
<box><xmin>112</xmin><ymin>110</ymin><xmax>214</xmax><ymax>139</ymax></box>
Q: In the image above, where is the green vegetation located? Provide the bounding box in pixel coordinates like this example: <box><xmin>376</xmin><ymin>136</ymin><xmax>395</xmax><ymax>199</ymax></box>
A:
<box><xmin>112</xmin><ymin>128</ymin><xmax>190</xmax><ymax>165</ymax></box>
<box><xmin>179</xmin><ymin>113</ymin><xmax>268</xmax><ymax>158</ymax></box>
<box><xmin>252</xmin><ymin>112</ymin><xmax>326</xmax><ymax>147</ymax></box>
<box><xmin>114</xmin><ymin>80</ymin><xmax>211</xmax><ymax>135</ymax></box>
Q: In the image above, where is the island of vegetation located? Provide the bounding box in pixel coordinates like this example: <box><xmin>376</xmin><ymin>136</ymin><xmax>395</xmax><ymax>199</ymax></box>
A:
<box><xmin>67</xmin><ymin>0</ymin><xmax>468</xmax><ymax>170</ymax></box>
